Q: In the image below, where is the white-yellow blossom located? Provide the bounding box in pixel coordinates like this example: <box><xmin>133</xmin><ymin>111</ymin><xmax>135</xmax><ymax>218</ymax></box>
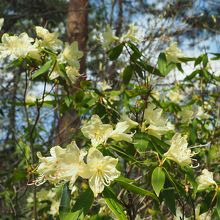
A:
<box><xmin>97</xmin><ymin>81</ymin><xmax>112</xmax><ymax>91</ymax></box>
<box><xmin>48</xmin><ymin>63</ymin><xmax>61</xmax><ymax>80</ymax></box>
<box><xmin>0</xmin><ymin>33</ymin><xmax>38</xmax><ymax>60</ymax></box>
<box><xmin>196</xmin><ymin>106</ymin><xmax>210</xmax><ymax>120</ymax></box>
<box><xmin>81</xmin><ymin>115</ymin><xmax>113</xmax><ymax>147</ymax></box>
<box><xmin>195</xmin><ymin>205</ymin><xmax>212</xmax><ymax>220</ymax></box>
<box><xmin>48</xmin><ymin>200</ymin><xmax>60</xmax><ymax>216</ymax></box>
<box><xmin>81</xmin><ymin>115</ymin><xmax>138</xmax><ymax>147</ymax></box>
<box><xmin>102</xmin><ymin>25</ymin><xmax>119</xmax><ymax>48</ymax></box>
<box><xmin>173</xmin><ymin>207</ymin><xmax>189</xmax><ymax>220</ymax></box>
<box><xmin>36</xmin><ymin>142</ymin><xmax>89</xmax><ymax>185</ymax></box>
<box><xmin>143</xmin><ymin>104</ymin><xmax>174</xmax><ymax>138</ymax></box>
<box><xmin>197</xmin><ymin>169</ymin><xmax>217</xmax><ymax>191</ymax></box>
<box><xmin>165</xmin><ymin>42</ymin><xmax>183</xmax><ymax>63</ymax></box>
<box><xmin>169</xmin><ymin>90</ymin><xmax>183</xmax><ymax>103</ymax></box>
<box><xmin>121</xmin><ymin>24</ymin><xmax>139</xmax><ymax>43</ymax></box>
<box><xmin>164</xmin><ymin>133</ymin><xmax>194</xmax><ymax>166</ymax></box>
<box><xmin>178</xmin><ymin>108</ymin><xmax>194</xmax><ymax>124</ymax></box>
<box><xmin>110</xmin><ymin>122</ymin><xmax>133</xmax><ymax>143</ymax></box>
<box><xmin>28</xmin><ymin>188</ymin><xmax>60</xmax><ymax>216</ymax></box>
<box><xmin>86</xmin><ymin>148</ymin><xmax>120</xmax><ymax>197</ymax></box>
<box><xmin>110</xmin><ymin>116</ymin><xmax>138</xmax><ymax>142</ymax></box>
<box><xmin>65</xmin><ymin>66</ymin><xmax>80</xmax><ymax>84</ymax></box>
<box><xmin>61</xmin><ymin>41</ymin><xmax>83</xmax><ymax>68</ymax></box>
<box><xmin>36</xmin><ymin>26</ymin><xmax>62</xmax><ymax>50</ymax></box>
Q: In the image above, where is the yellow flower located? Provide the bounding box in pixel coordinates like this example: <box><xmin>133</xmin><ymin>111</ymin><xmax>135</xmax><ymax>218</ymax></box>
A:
<box><xmin>121</xmin><ymin>115</ymin><xmax>139</xmax><ymax>129</ymax></box>
<box><xmin>169</xmin><ymin>90</ymin><xmax>183</xmax><ymax>103</ymax></box>
<box><xmin>36</xmin><ymin>142</ymin><xmax>89</xmax><ymax>185</ymax></box>
<box><xmin>121</xmin><ymin>24</ymin><xmax>139</xmax><ymax>43</ymax></box>
<box><xmin>165</xmin><ymin>42</ymin><xmax>183</xmax><ymax>63</ymax></box>
<box><xmin>143</xmin><ymin>104</ymin><xmax>174</xmax><ymax>138</ymax></box>
<box><xmin>97</xmin><ymin>81</ymin><xmax>112</xmax><ymax>91</ymax></box>
<box><xmin>178</xmin><ymin>108</ymin><xmax>194</xmax><ymax>124</ymax></box>
<box><xmin>36</xmin><ymin>26</ymin><xmax>62</xmax><ymax>50</ymax></box>
<box><xmin>110</xmin><ymin>116</ymin><xmax>138</xmax><ymax>142</ymax></box>
<box><xmin>81</xmin><ymin>115</ymin><xmax>113</xmax><ymax>147</ymax></box>
<box><xmin>173</xmin><ymin>207</ymin><xmax>190</xmax><ymax>220</ymax></box>
<box><xmin>61</xmin><ymin>41</ymin><xmax>83</xmax><ymax>68</ymax></box>
<box><xmin>164</xmin><ymin>133</ymin><xmax>194</xmax><ymax>166</ymax></box>
<box><xmin>87</xmin><ymin>148</ymin><xmax>120</xmax><ymax>197</ymax></box>
<box><xmin>48</xmin><ymin>63</ymin><xmax>61</xmax><ymax>80</ymax></box>
<box><xmin>81</xmin><ymin>115</ymin><xmax>138</xmax><ymax>147</ymax></box>
<box><xmin>110</xmin><ymin>122</ymin><xmax>134</xmax><ymax>143</ymax></box>
<box><xmin>0</xmin><ymin>33</ymin><xmax>38</xmax><ymax>60</ymax></box>
<box><xmin>151</xmin><ymin>90</ymin><xmax>161</xmax><ymax>100</ymax></box>
<box><xmin>102</xmin><ymin>25</ymin><xmax>119</xmax><ymax>48</ymax></box>
<box><xmin>49</xmin><ymin>200</ymin><xmax>60</xmax><ymax>216</ymax></box>
<box><xmin>196</xmin><ymin>106</ymin><xmax>210</xmax><ymax>119</ymax></box>
<box><xmin>65</xmin><ymin>66</ymin><xmax>80</xmax><ymax>84</ymax></box>
<box><xmin>36</xmin><ymin>145</ymin><xmax>65</xmax><ymax>185</ymax></box>
<box><xmin>197</xmin><ymin>169</ymin><xmax>217</xmax><ymax>191</ymax></box>
<box><xmin>195</xmin><ymin>205</ymin><xmax>212</xmax><ymax>220</ymax></box>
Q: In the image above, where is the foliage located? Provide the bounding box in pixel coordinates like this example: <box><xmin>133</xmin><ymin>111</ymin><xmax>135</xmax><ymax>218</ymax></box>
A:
<box><xmin>0</xmin><ymin>17</ymin><xmax>220</xmax><ymax>220</ymax></box>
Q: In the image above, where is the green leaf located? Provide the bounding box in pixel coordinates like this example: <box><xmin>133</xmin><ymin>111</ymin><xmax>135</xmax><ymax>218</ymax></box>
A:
<box><xmin>133</xmin><ymin>133</ymin><xmax>149</xmax><ymax>152</ymax></box>
<box><xmin>202</xmin><ymin>69</ymin><xmax>212</xmax><ymax>81</ymax></box>
<box><xmin>178</xmin><ymin>57</ymin><xmax>196</xmax><ymax>62</ymax></box>
<box><xmin>161</xmin><ymin>189</ymin><xmax>176</xmax><ymax>215</ymax></box>
<box><xmin>202</xmin><ymin>54</ymin><xmax>209</xmax><ymax>68</ymax></box>
<box><xmin>217</xmin><ymin>190</ymin><xmax>220</xmax><ymax>218</ymax></box>
<box><xmin>102</xmin><ymin>187</ymin><xmax>127</xmax><ymax>220</ymax></box>
<box><xmin>148</xmin><ymin>134</ymin><xmax>169</xmax><ymax>154</ymax></box>
<box><xmin>59</xmin><ymin>183</ymin><xmax>71</xmax><ymax>219</ymax></box>
<box><xmin>108</xmin><ymin>44</ymin><xmax>124</xmax><ymax>60</ymax></box>
<box><xmin>142</xmin><ymin>63</ymin><xmax>163</xmax><ymax>76</ymax></box>
<box><xmin>109</xmin><ymin>145</ymin><xmax>139</xmax><ymax>164</ymax></box>
<box><xmin>184</xmin><ymin>167</ymin><xmax>197</xmax><ymax>197</ymax></box>
<box><xmin>62</xmin><ymin>211</ymin><xmax>82</xmax><ymax>220</ymax></box>
<box><xmin>127</xmin><ymin>42</ymin><xmax>142</xmax><ymax>59</ymax></box>
<box><xmin>151</xmin><ymin>167</ymin><xmax>165</xmax><ymax>197</ymax></box>
<box><xmin>158</xmin><ymin>53</ymin><xmax>167</xmax><ymax>76</ymax></box>
<box><xmin>59</xmin><ymin>187</ymin><xmax>94</xmax><ymax>220</ymax></box>
<box><xmin>194</xmin><ymin>55</ymin><xmax>203</xmax><ymax>67</ymax></box>
<box><xmin>115</xmin><ymin>177</ymin><xmax>159</xmax><ymax>202</ymax></box>
<box><xmin>132</xmin><ymin>63</ymin><xmax>144</xmax><ymax>78</ymax></box>
<box><xmin>189</xmin><ymin>119</ymin><xmax>197</xmax><ymax>144</ymax></box>
<box><xmin>123</xmin><ymin>66</ymin><xmax>133</xmax><ymax>85</ymax></box>
<box><xmin>176</xmin><ymin>63</ymin><xmax>184</xmax><ymax>73</ymax></box>
<box><xmin>32</xmin><ymin>60</ymin><xmax>54</xmax><ymax>79</ymax></box>
<box><xmin>71</xmin><ymin>188</ymin><xmax>94</xmax><ymax>220</ymax></box>
<box><xmin>184</xmin><ymin>70</ymin><xmax>200</xmax><ymax>81</ymax></box>
<box><xmin>157</xmin><ymin>53</ymin><xmax>175</xmax><ymax>76</ymax></box>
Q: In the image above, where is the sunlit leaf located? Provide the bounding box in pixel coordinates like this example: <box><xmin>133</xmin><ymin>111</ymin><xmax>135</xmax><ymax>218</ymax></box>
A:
<box><xmin>151</xmin><ymin>167</ymin><xmax>165</xmax><ymax>197</ymax></box>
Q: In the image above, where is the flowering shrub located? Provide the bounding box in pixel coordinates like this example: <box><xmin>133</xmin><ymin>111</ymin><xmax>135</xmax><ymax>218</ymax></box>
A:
<box><xmin>1</xmin><ymin>20</ymin><xmax>220</xmax><ymax>219</ymax></box>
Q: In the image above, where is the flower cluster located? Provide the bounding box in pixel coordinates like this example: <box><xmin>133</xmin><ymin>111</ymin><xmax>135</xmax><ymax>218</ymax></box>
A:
<box><xmin>27</xmin><ymin>188</ymin><xmax>60</xmax><ymax>216</ymax></box>
<box><xmin>165</xmin><ymin>42</ymin><xmax>184</xmax><ymax>63</ymax></box>
<box><xmin>101</xmin><ymin>24</ymin><xmax>140</xmax><ymax>48</ymax></box>
<box><xmin>164</xmin><ymin>133</ymin><xmax>194</xmax><ymax>166</ymax></box>
<box><xmin>197</xmin><ymin>169</ymin><xmax>217</xmax><ymax>191</ymax></box>
<box><xmin>81</xmin><ymin>115</ymin><xmax>138</xmax><ymax>147</ymax></box>
<box><xmin>142</xmin><ymin>104</ymin><xmax>174</xmax><ymax>139</ymax></box>
<box><xmin>0</xmin><ymin>25</ymin><xmax>82</xmax><ymax>85</ymax></box>
<box><xmin>36</xmin><ymin>141</ymin><xmax>120</xmax><ymax>197</ymax></box>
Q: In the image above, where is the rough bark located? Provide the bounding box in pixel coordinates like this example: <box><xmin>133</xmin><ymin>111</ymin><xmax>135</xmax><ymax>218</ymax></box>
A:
<box><xmin>56</xmin><ymin>0</ymin><xmax>88</xmax><ymax>145</ymax></box>
<box><xmin>67</xmin><ymin>0</ymin><xmax>88</xmax><ymax>74</ymax></box>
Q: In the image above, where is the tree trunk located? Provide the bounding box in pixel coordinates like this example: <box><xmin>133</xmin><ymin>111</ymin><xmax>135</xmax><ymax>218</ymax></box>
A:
<box><xmin>56</xmin><ymin>0</ymin><xmax>88</xmax><ymax>145</ymax></box>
